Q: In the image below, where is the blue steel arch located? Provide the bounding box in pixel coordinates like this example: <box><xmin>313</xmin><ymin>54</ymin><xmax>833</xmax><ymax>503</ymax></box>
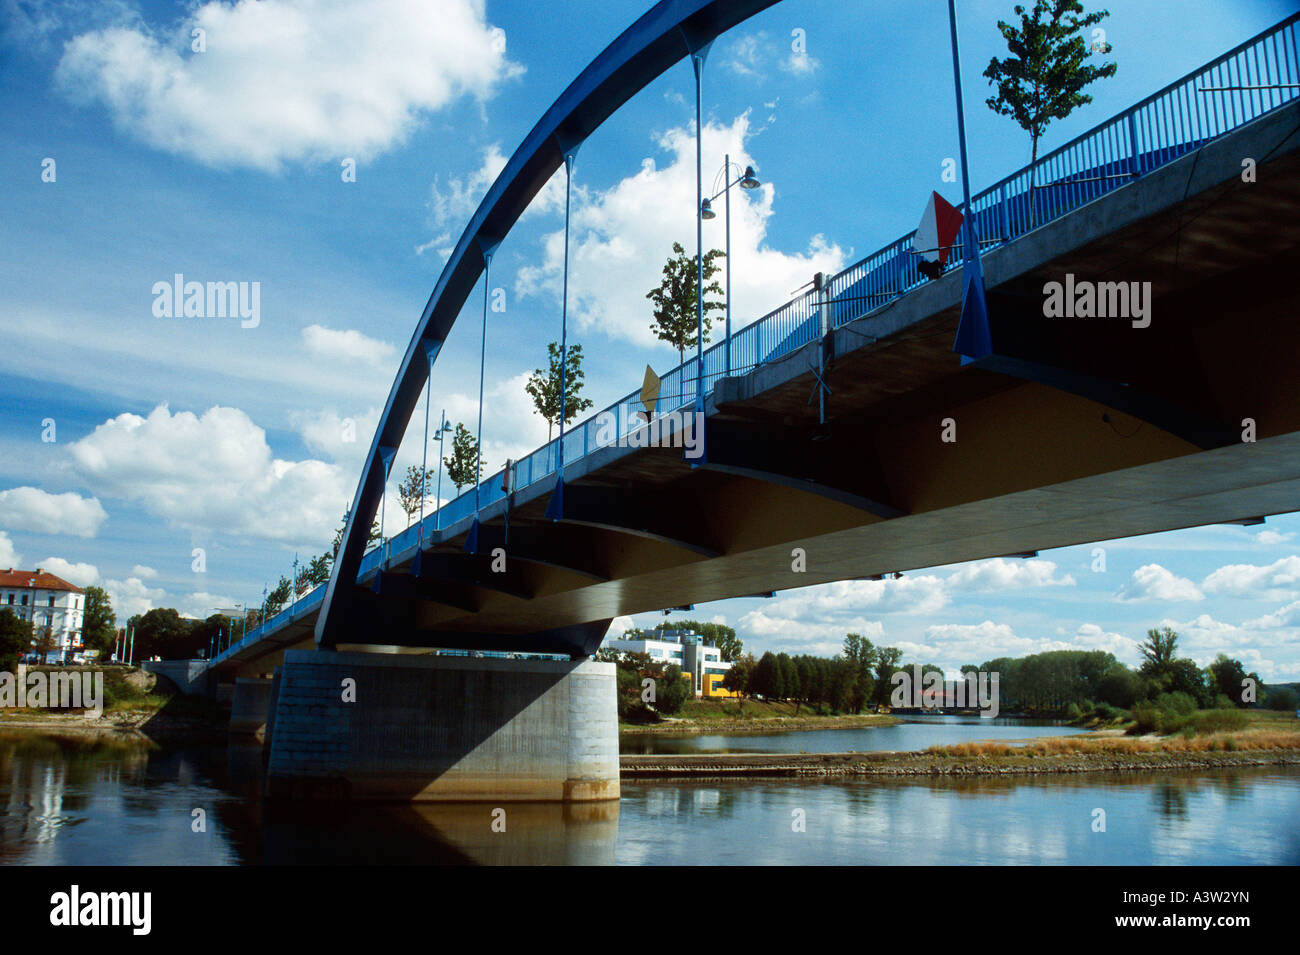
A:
<box><xmin>316</xmin><ymin>0</ymin><xmax>783</xmax><ymax>649</ymax></box>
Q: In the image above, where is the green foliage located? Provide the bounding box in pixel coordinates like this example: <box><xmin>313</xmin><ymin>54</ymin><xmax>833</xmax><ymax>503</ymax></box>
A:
<box><xmin>444</xmin><ymin>422</ymin><xmax>482</xmax><ymax>494</ymax></box>
<box><xmin>645</xmin><ymin>241</ymin><xmax>725</xmax><ymax>366</ymax></box>
<box><xmin>263</xmin><ymin>576</ymin><xmax>293</xmax><ymax>619</ymax></box>
<box><xmin>721</xmin><ymin>652</ymin><xmax>754</xmax><ymax>695</ymax></box>
<box><xmin>983</xmin><ymin>0</ymin><xmax>1117</xmax><ymax>220</ymax></box>
<box><xmin>397</xmin><ymin>465</ymin><xmax>436</xmax><ymax>527</ymax></box>
<box><xmin>80</xmin><ymin>585</ymin><xmax>117</xmax><ymax>656</ymax></box>
<box><xmin>525</xmin><ymin>341</ymin><xmax>595</xmax><ymax>442</ymax></box>
<box><xmin>0</xmin><ymin>608</ymin><xmax>32</xmax><ymax>671</ymax></box>
<box><xmin>1192</xmin><ymin>708</ymin><xmax>1249</xmax><ymax>734</ymax></box>
<box><xmin>1266</xmin><ymin>686</ymin><xmax>1298</xmax><ymax>712</ymax></box>
<box><xmin>127</xmin><ymin>607</ymin><xmax>198</xmax><ymax>660</ymax></box>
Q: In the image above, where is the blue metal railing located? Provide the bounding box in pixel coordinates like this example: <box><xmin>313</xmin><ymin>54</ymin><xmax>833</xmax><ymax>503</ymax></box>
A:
<box><xmin>214</xmin><ymin>13</ymin><xmax>1298</xmax><ymax>665</ymax></box>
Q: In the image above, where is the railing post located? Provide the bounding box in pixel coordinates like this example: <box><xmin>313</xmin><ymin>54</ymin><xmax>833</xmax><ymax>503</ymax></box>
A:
<box><xmin>998</xmin><ymin>183</ymin><xmax>1010</xmax><ymax>243</ymax></box>
<box><xmin>1126</xmin><ymin>111</ymin><xmax>1140</xmax><ymax>178</ymax></box>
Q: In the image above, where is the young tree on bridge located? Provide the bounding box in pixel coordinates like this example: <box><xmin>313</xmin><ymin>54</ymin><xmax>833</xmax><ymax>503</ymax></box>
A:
<box><xmin>444</xmin><ymin>422</ymin><xmax>482</xmax><ymax>494</ymax></box>
<box><xmin>526</xmin><ymin>341</ymin><xmax>595</xmax><ymax>443</ymax></box>
<box><xmin>397</xmin><ymin>465</ymin><xmax>436</xmax><ymax>527</ymax></box>
<box><xmin>646</xmin><ymin>241</ymin><xmax>725</xmax><ymax>368</ymax></box>
<box><xmin>983</xmin><ymin>0</ymin><xmax>1117</xmax><ymax>225</ymax></box>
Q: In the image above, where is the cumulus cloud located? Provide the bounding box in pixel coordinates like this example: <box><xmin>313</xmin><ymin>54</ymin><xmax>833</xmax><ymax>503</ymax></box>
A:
<box><xmin>67</xmin><ymin>404</ymin><xmax>348</xmax><ymax>548</ymax></box>
<box><xmin>55</xmin><ymin>0</ymin><xmax>522</xmax><ymax>171</ymax></box>
<box><xmin>301</xmin><ymin>325</ymin><xmax>397</xmax><ymax>371</ymax></box>
<box><xmin>516</xmin><ymin>112</ymin><xmax>845</xmax><ymax>349</ymax></box>
<box><xmin>131</xmin><ymin>564</ymin><xmax>158</xmax><ymax>579</ymax></box>
<box><xmin>0</xmin><ymin>531</ymin><xmax>22</xmax><ymax>567</ymax></box>
<box><xmin>289</xmin><ymin>406</ymin><xmax>382</xmax><ymax>470</ymax></box>
<box><xmin>946</xmin><ymin>558</ymin><xmax>1075</xmax><ymax>590</ymax></box>
<box><xmin>428</xmin><ymin>143</ymin><xmax>508</xmax><ymax>230</ymax></box>
<box><xmin>0</xmin><ymin>486</ymin><xmax>108</xmax><ymax>537</ymax></box>
<box><xmin>723</xmin><ymin>31</ymin><xmax>821</xmax><ymax>79</ymax></box>
<box><xmin>37</xmin><ymin>558</ymin><xmax>99</xmax><ymax>588</ymax></box>
<box><xmin>1201</xmin><ymin>556</ymin><xmax>1300</xmax><ymax>601</ymax></box>
<box><xmin>104</xmin><ymin>574</ymin><xmax>166</xmax><ymax>619</ymax></box>
<box><xmin>1116</xmin><ymin>563</ymin><xmax>1204</xmax><ymax>602</ymax></box>
<box><xmin>1255</xmin><ymin>529</ymin><xmax>1294</xmax><ymax>545</ymax></box>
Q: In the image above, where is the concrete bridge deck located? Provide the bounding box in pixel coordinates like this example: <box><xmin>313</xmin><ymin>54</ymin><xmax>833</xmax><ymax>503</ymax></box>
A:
<box><xmin>215</xmin><ymin>100</ymin><xmax>1300</xmax><ymax>675</ymax></box>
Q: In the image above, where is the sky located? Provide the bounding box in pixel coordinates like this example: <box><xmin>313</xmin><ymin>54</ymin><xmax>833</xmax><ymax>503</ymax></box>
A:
<box><xmin>1</xmin><ymin>0</ymin><xmax>1297</xmax><ymax>681</ymax></box>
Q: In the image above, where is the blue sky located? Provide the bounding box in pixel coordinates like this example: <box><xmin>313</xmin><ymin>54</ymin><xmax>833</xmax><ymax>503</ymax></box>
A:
<box><xmin>1</xmin><ymin>0</ymin><xmax>1297</xmax><ymax>680</ymax></box>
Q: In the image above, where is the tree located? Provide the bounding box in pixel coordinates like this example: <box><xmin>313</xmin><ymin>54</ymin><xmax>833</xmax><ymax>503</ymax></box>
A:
<box><xmin>263</xmin><ymin>576</ymin><xmax>293</xmax><ymax>619</ymax></box>
<box><xmin>752</xmin><ymin>651</ymin><xmax>784</xmax><ymax>700</ymax></box>
<box><xmin>646</xmin><ymin>241</ymin><xmax>725</xmax><ymax>367</ymax></box>
<box><xmin>298</xmin><ymin>553</ymin><xmax>332</xmax><ymax>591</ymax></box>
<box><xmin>33</xmin><ymin>626</ymin><xmax>58</xmax><ymax>663</ymax></box>
<box><xmin>983</xmin><ymin>0</ymin><xmax>1117</xmax><ymax>224</ymax></box>
<box><xmin>1207</xmin><ymin>654</ymin><xmax>1250</xmax><ymax>708</ymax></box>
<box><xmin>525</xmin><ymin>342</ymin><xmax>595</xmax><ymax>442</ymax></box>
<box><xmin>1138</xmin><ymin>627</ymin><xmax>1179</xmax><ymax>676</ymax></box>
<box><xmin>873</xmin><ymin>646</ymin><xmax>903</xmax><ymax>705</ymax></box>
<box><xmin>722</xmin><ymin>652</ymin><xmax>755</xmax><ymax>697</ymax></box>
<box><xmin>330</xmin><ymin>510</ymin><xmax>381</xmax><ymax>560</ymax></box>
<box><xmin>1266</xmin><ymin>686</ymin><xmax>1298</xmax><ymax>712</ymax></box>
<box><xmin>397</xmin><ymin>465</ymin><xmax>436</xmax><ymax>527</ymax></box>
<box><xmin>81</xmin><ymin>585</ymin><xmax>117</xmax><ymax>656</ymax></box>
<box><xmin>444</xmin><ymin>422</ymin><xmax>482</xmax><ymax>494</ymax></box>
<box><xmin>0</xmin><ymin>608</ymin><xmax>32</xmax><ymax>671</ymax></box>
<box><xmin>128</xmin><ymin>608</ymin><xmax>194</xmax><ymax>660</ymax></box>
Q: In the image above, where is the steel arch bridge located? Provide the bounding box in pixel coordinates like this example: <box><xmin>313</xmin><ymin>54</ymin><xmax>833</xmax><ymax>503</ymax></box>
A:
<box><xmin>317</xmin><ymin>0</ymin><xmax>784</xmax><ymax>651</ymax></box>
<box><xmin>205</xmin><ymin>4</ymin><xmax>1300</xmax><ymax>668</ymax></box>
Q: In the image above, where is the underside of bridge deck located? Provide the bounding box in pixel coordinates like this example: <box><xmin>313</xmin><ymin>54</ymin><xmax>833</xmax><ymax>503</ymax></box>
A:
<box><xmin>220</xmin><ymin>102</ymin><xmax>1300</xmax><ymax>671</ymax></box>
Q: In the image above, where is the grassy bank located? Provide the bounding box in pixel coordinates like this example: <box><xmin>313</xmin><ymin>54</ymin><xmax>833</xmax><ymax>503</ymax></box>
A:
<box><xmin>0</xmin><ymin>666</ymin><xmax>228</xmax><ymax>741</ymax></box>
<box><xmin>620</xmin><ymin>697</ymin><xmax>900</xmax><ymax>735</ymax></box>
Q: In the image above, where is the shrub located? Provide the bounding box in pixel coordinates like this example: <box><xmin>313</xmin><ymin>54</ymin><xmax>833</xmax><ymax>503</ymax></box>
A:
<box><xmin>1154</xmin><ymin>691</ymin><xmax>1197</xmax><ymax>716</ymax></box>
<box><xmin>1193</xmin><ymin>708</ymin><xmax>1249</xmax><ymax>734</ymax></box>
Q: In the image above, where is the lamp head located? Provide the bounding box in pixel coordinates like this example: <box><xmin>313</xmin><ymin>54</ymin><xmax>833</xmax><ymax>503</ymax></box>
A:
<box><xmin>700</xmin><ymin>197</ymin><xmax>716</xmax><ymax>220</ymax></box>
<box><xmin>739</xmin><ymin>165</ymin><xmax>760</xmax><ymax>189</ymax></box>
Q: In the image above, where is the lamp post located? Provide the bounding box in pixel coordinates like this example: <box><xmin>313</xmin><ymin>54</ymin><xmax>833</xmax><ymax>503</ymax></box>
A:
<box><xmin>432</xmin><ymin>413</ymin><xmax>451</xmax><ymax>532</ymax></box>
<box><xmin>701</xmin><ymin>156</ymin><xmax>760</xmax><ymax>376</ymax></box>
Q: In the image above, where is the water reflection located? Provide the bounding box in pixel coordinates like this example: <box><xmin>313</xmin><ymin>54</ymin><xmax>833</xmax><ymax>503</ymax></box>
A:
<box><xmin>0</xmin><ymin>732</ymin><xmax>1296</xmax><ymax>866</ymax></box>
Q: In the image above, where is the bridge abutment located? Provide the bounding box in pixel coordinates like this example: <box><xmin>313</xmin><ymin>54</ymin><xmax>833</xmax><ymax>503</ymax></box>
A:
<box><xmin>263</xmin><ymin>650</ymin><xmax>619</xmax><ymax>802</ymax></box>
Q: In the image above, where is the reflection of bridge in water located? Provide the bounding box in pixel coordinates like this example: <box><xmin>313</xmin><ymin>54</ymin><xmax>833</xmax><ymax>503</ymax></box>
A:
<box><xmin>192</xmin><ymin>5</ymin><xmax>1300</xmax><ymax>803</ymax></box>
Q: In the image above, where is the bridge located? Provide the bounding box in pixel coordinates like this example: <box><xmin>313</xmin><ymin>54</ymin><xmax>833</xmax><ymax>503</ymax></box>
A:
<box><xmin>194</xmin><ymin>4</ymin><xmax>1300</xmax><ymax>802</ymax></box>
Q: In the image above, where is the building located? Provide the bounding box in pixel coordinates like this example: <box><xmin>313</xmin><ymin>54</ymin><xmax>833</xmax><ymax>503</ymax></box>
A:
<box><xmin>0</xmin><ymin>568</ymin><xmax>86</xmax><ymax>664</ymax></box>
<box><xmin>603</xmin><ymin>628</ymin><xmax>737</xmax><ymax>698</ymax></box>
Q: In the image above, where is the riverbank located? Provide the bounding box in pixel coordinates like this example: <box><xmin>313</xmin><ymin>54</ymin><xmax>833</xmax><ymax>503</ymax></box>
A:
<box><xmin>621</xmin><ymin>733</ymin><xmax>1300</xmax><ymax>777</ymax></box>
<box><xmin>621</xmin><ymin>698</ymin><xmax>902</xmax><ymax>735</ymax></box>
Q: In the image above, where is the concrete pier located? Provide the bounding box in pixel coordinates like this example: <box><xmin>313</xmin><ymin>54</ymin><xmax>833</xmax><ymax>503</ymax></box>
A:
<box><xmin>229</xmin><ymin>677</ymin><xmax>273</xmax><ymax>735</ymax></box>
<box><xmin>263</xmin><ymin>650</ymin><xmax>619</xmax><ymax>803</ymax></box>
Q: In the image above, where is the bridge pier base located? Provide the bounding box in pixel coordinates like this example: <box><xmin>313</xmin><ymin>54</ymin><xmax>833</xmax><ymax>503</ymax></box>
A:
<box><xmin>263</xmin><ymin>649</ymin><xmax>619</xmax><ymax>802</ymax></box>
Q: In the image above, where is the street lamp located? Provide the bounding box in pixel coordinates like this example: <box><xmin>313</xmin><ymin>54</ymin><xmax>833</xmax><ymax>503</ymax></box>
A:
<box><xmin>702</xmin><ymin>155</ymin><xmax>761</xmax><ymax>375</ymax></box>
<box><xmin>431</xmin><ymin>414</ymin><xmax>452</xmax><ymax>532</ymax></box>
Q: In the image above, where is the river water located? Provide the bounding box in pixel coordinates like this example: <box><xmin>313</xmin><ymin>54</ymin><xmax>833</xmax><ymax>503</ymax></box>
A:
<box><xmin>2</xmin><ymin>723</ymin><xmax>1296</xmax><ymax>865</ymax></box>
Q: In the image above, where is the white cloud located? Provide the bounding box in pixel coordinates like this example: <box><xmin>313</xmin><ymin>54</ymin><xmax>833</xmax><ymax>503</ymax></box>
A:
<box><xmin>131</xmin><ymin>564</ymin><xmax>158</xmax><ymax>579</ymax></box>
<box><xmin>1202</xmin><ymin>556</ymin><xmax>1300</xmax><ymax>600</ymax></box>
<box><xmin>1243</xmin><ymin>601</ymin><xmax>1300</xmax><ymax>630</ymax></box>
<box><xmin>104</xmin><ymin>575</ymin><xmax>166</xmax><ymax>619</ymax></box>
<box><xmin>722</xmin><ymin>31</ymin><xmax>821</xmax><ymax>79</ymax></box>
<box><xmin>0</xmin><ymin>486</ymin><xmax>108</xmax><ymax>537</ymax></box>
<box><xmin>176</xmin><ymin>591</ymin><xmax>237</xmax><ymax>620</ymax></box>
<box><xmin>68</xmin><ymin>403</ymin><xmax>348</xmax><ymax>549</ymax></box>
<box><xmin>428</xmin><ymin>143</ymin><xmax>508</xmax><ymax>230</ymax></box>
<box><xmin>0</xmin><ymin>531</ymin><xmax>20</xmax><ymax>567</ymax></box>
<box><xmin>516</xmin><ymin>113</ymin><xmax>845</xmax><ymax>351</ymax></box>
<box><xmin>289</xmin><ymin>406</ymin><xmax>382</xmax><ymax>469</ymax></box>
<box><xmin>946</xmin><ymin>558</ymin><xmax>1075</xmax><ymax>590</ymax></box>
<box><xmin>1116</xmin><ymin>563</ymin><xmax>1204</xmax><ymax>602</ymax></box>
<box><xmin>55</xmin><ymin>0</ymin><xmax>522</xmax><ymax>171</ymax></box>
<box><xmin>301</xmin><ymin>325</ymin><xmax>396</xmax><ymax>371</ymax></box>
<box><xmin>37</xmin><ymin>558</ymin><xmax>99</xmax><ymax>588</ymax></box>
<box><xmin>1256</xmin><ymin>529</ymin><xmax>1294</xmax><ymax>545</ymax></box>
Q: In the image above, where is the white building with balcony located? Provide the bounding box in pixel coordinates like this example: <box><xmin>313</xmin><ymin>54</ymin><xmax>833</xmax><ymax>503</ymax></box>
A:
<box><xmin>0</xmin><ymin>568</ymin><xmax>85</xmax><ymax>664</ymax></box>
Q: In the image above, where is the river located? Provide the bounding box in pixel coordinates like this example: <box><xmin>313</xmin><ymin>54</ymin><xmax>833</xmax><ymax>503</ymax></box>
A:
<box><xmin>1</xmin><ymin>724</ymin><xmax>1296</xmax><ymax>865</ymax></box>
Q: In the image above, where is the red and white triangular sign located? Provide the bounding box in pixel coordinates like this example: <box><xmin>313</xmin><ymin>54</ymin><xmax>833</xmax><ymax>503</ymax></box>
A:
<box><xmin>915</xmin><ymin>191</ymin><xmax>964</xmax><ymax>279</ymax></box>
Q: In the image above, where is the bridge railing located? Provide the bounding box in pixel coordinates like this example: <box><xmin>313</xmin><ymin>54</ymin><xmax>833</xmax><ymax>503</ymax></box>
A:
<box><xmin>366</xmin><ymin>11</ymin><xmax>1297</xmax><ymax>566</ymax></box>
<box><xmin>215</xmin><ymin>15</ymin><xmax>1296</xmax><ymax>664</ymax></box>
